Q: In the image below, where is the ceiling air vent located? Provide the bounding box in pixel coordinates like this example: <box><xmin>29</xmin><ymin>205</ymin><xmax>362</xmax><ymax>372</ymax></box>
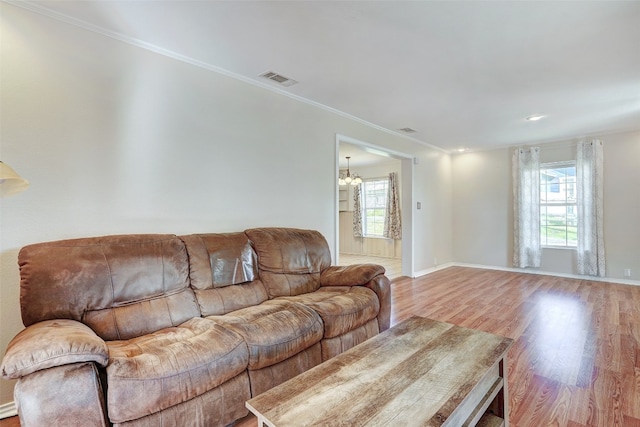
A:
<box><xmin>260</xmin><ymin>71</ymin><xmax>298</xmax><ymax>87</ymax></box>
<box><xmin>399</xmin><ymin>127</ymin><xmax>417</xmax><ymax>133</ymax></box>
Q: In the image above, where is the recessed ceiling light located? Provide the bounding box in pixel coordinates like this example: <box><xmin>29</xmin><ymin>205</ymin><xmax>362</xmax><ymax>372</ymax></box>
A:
<box><xmin>525</xmin><ymin>114</ymin><xmax>545</xmax><ymax>121</ymax></box>
<box><xmin>457</xmin><ymin>148</ymin><xmax>467</xmax><ymax>153</ymax></box>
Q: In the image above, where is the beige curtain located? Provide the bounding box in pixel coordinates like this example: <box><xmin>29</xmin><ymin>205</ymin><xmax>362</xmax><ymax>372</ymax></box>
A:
<box><xmin>513</xmin><ymin>147</ymin><xmax>541</xmax><ymax>268</ymax></box>
<box><xmin>576</xmin><ymin>140</ymin><xmax>605</xmax><ymax>277</ymax></box>
<box><xmin>353</xmin><ymin>184</ymin><xmax>363</xmax><ymax>237</ymax></box>
<box><xmin>383</xmin><ymin>172</ymin><xmax>402</xmax><ymax>240</ymax></box>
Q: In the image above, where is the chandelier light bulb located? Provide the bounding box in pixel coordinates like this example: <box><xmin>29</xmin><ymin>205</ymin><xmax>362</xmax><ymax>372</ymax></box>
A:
<box><xmin>338</xmin><ymin>156</ymin><xmax>362</xmax><ymax>186</ymax></box>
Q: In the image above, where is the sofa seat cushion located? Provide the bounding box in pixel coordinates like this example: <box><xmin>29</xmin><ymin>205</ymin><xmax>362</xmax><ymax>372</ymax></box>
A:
<box><xmin>280</xmin><ymin>286</ymin><xmax>380</xmax><ymax>339</ymax></box>
<box><xmin>207</xmin><ymin>300</ymin><xmax>323</xmax><ymax>371</ymax></box>
<box><xmin>105</xmin><ymin>317</ymin><xmax>248</xmax><ymax>424</ymax></box>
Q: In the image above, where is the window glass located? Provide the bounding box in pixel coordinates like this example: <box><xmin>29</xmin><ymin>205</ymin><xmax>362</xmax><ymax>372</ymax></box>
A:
<box><xmin>540</xmin><ymin>163</ymin><xmax>577</xmax><ymax>247</ymax></box>
<box><xmin>362</xmin><ymin>179</ymin><xmax>388</xmax><ymax>237</ymax></box>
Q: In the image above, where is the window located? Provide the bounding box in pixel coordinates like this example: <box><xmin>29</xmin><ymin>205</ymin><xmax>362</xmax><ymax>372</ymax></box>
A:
<box><xmin>362</xmin><ymin>178</ymin><xmax>388</xmax><ymax>237</ymax></box>
<box><xmin>540</xmin><ymin>162</ymin><xmax>577</xmax><ymax>247</ymax></box>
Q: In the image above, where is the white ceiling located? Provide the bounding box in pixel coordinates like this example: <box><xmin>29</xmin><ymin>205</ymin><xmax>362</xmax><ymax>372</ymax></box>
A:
<box><xmin>20</xmin><ymin>0</ymin><xmax>640</xmax><ymax>154</ymax></box>
<box><xmin>339</xmin><ymin>142</ymin><xmax>402</xmax><ymax>169</ymax></box>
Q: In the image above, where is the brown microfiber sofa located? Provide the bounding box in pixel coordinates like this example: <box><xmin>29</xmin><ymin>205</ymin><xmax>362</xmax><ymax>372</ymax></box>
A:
<box><xmin>1</xmin><ymin>227</ymin><xmax>391</xmax><ymax>427</ymax></box>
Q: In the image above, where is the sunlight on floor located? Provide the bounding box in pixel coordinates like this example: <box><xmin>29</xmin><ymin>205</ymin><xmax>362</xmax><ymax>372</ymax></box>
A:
<box><xmin>533</xmin><ymin>293</ymin><xmax>591</xmax><ymax>385</ymax></box>
<box><xmin>338</xmin><ymin>253</ymin><xmax>402</xmax><ymax>280</ymax></box>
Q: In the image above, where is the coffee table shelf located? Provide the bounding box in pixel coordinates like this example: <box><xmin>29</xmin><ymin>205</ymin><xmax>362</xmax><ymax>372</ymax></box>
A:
<box><xmin>477</xmin><ymin>413</ymin><xmax>505</xmax><ymax>427</ymax></box>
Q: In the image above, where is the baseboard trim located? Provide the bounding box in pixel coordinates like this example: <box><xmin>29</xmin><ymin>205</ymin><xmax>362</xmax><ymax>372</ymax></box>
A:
<box><xmin>413</xmin><ymin>262</ymin><xmax>640</xmax><ymax>287</ymax></box>
<box><xmin>412</xmin><ymin>262</ymin><xmax>455</xmax><ymax>278</ymax></box>
<box><xmin>0</xmin><ymin>401</ymin><xmax>17</xmax><ymax>419</ymax></box>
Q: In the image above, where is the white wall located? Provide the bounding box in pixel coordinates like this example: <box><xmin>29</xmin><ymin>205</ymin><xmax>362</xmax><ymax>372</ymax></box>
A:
<box><xmin>416</xmin><ymin>151</ymin><xmax>453</xmax><ymax>271</ymax></box>
<box><xmin>452</xmin><ymin>130</ymin><xmax>640</xmax><ymax>279</ymax></box>
<box><xmin>0</xmin><ymin>4</ymin><xmax>452</xmax><ymax>405</ymax></box>
<box><xmin>601</xmin><ymin>131</ymin><xmax>640</xmax><ymax>279</ymax></box>
<box><xmin>452</xmin><ymin>149</ymin><xmax>511</xmax><ymax>267</ymax></box>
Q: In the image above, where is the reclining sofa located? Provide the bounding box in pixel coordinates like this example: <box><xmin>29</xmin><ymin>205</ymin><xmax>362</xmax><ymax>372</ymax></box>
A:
<box><xmin>1</xmin><ymin>227</ymin><xmax>391</xmax><ymax>427</ymax></box>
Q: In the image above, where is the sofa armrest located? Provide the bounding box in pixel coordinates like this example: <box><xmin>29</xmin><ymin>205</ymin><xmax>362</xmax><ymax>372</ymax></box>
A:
<box><xmin>321</xmin><ymin>264</ymin><xmax>391</xmax><ymax>332</ymax></box>
<box><xmin>365</xmin><ymin>275</ymin><xmax>391</xmax><ymax>332</ymax></box>
<box><xmin>1</xmin><ymin>319</ymin><xmax>108</xmax><ymax>380</ymax></box>
<box><xmin>15</xmin><ymin>362</ymin><xmax>109</xmax><ymax>427</ymax></box>
<box><xmin>320</xmin><ymin>264</ymin><xmax>385</xmax><ymax>287</ymax></box>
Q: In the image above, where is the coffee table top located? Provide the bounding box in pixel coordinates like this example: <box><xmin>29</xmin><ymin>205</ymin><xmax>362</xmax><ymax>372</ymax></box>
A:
<box><xmin>246</xmin><ymin>316</ymin><xmax>513</xmax><ymax>427</ymax></box>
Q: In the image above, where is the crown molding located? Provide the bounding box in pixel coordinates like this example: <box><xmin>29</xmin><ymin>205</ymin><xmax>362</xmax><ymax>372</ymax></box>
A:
<box><xmin>6</xmin><ymin>0</ymin><xmax>447</xmax><ymax>154</ymax></box>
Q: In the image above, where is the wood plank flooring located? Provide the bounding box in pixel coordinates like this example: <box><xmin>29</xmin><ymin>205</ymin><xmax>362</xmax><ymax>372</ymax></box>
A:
<box><xmin>2</xmin><ymin>266</ymin><xmax>639</xmax><ymax>427</ymax></box>
<box><xmin>385</xmin><ymin>267</ymin><xmax>640</xmax><ymax>427</ymax></box>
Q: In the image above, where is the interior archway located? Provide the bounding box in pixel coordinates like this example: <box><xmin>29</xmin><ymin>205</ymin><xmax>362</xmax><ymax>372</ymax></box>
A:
<box><xmin>335</xmin><ymin>134</ymin><xmax>414</xmax><ymax>278</ymax></box>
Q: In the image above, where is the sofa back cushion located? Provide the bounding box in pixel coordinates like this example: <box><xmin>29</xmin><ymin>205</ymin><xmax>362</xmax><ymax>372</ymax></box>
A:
<box><xmin>181</xmin><ymin>233</ymin><xmax>268</xmax><ymax>316</ymax></box>
<box><xmin>18</xmin><ymin>234</ymin><xmax>200</xmax><ymax>340</ymax></box>
<box><xmin>245</xmin><ymin>228</ymin><xmax>332</xmax><ymax>298</ymax></box>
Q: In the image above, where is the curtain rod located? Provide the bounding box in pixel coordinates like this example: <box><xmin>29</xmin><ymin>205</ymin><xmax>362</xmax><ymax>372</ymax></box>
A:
<box><xmin>520</xmin><ymin>139</ymin><xmax>602</xmax><ymax>152</ymax></box>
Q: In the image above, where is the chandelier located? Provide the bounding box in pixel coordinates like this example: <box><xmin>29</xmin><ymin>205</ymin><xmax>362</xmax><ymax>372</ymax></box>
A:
<box><xmin>338</xmin><ymin>156</ymin><xmax>362</xmax><ymax>186</ymax></box>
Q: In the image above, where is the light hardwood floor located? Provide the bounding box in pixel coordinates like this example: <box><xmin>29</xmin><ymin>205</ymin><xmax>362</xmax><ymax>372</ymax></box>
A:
<box><xmin>2</xmin><ymin>266</ymin><xmax>639</xmax><ymax>427</ymax></box>
<box><xmin>339</xmin><ymin>253</ymin><xmax>403</xmax><ymax>280</ymax></box>
<box><xmin>389</xmin><ymin>267</ymin><xmax>640</xmax><ymax>427</ymax></box>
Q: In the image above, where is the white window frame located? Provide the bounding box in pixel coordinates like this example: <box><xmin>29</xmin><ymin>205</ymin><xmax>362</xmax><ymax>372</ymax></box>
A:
<box><xmin>540</xmin><ymin>161</ymin><xmax>577</xmax><ymax>248</ymax></box>
<box><xmin>361</xmin><ymin>177</ymin><xmax>389</xmax><ymax>238</ymax></box>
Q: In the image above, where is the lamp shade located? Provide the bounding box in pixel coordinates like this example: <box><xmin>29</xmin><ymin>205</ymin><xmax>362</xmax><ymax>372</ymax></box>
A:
<box><xmin>0</xmin><ymin>161</ymin><xmax>29</xmax><ymax>197</ymax></box>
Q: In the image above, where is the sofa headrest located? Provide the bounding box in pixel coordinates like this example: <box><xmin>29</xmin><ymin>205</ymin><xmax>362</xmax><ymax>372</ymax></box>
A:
<box><xmin>181</xmin><ymin>233</ymin><xmax>257</xmax><ymax>289</ymax></box>
<box><xmin>244</xmin><ymin>228</ymin><xmax>331</xmax><ymax>274</ymax></box>
<box><xmin>243</xmin><ymin>228</ymin><xmax>332</xmax><ymax>298</ymax></box>
<box><xmin>180</xmin><ymin>233</ymin><xmax>268</xmax><ymax>315</ymax></box>
<box><xmin>18</xmin><ymin>234</ymin><xmax>196</xmax><ymax>335</ymax></box>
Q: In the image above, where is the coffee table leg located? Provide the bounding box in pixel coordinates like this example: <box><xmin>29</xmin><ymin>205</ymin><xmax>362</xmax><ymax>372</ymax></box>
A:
<box><xmin>246</xmin><ymin>403</ymin><xmax>272</xmax><ymax>427</ymax></box>
<box><xmin>491</xmin><ymin>357</ymin><xmax>509</xmax><ymax>427</ymax></box>
<box><xmin>502</xmin><ymin>356</ymin><xmax>509</xmax><ymax>427</ymax></box>
<box><xmin>255</xmin><ymin>414</ymin><xmax>269</xmax><ymax>427</ymax></box>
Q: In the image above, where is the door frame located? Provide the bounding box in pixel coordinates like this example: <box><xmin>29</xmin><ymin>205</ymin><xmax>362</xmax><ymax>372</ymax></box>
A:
<box><xmin>335</xmin><ymin>134</ymin><xmax>415</xmax><ymax>277</ymax></box>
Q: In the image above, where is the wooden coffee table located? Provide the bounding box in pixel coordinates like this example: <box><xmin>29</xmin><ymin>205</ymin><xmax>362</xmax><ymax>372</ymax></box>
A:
<box><xmin>246</xmin><ymin>316</ymin><xmax>513</xmax><ymax>427</ymax></box>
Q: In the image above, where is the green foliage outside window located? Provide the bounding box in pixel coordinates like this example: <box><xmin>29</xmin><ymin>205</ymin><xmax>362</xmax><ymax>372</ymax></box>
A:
<box><xmin>363</xmin><ymin>179</ymin><xmax>388</xmax><ymax>237</ymax></box>
<box><xmin>540</xmin><ymin>163</ymin><xmax>577</xmax><ymax>247</ymax></box>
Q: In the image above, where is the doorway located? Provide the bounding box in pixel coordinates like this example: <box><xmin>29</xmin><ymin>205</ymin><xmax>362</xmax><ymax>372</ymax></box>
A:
<box><xmin>335</xmin><ymin>135</ymin><xmax>414</xmax><ymax>279</ymax></box>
